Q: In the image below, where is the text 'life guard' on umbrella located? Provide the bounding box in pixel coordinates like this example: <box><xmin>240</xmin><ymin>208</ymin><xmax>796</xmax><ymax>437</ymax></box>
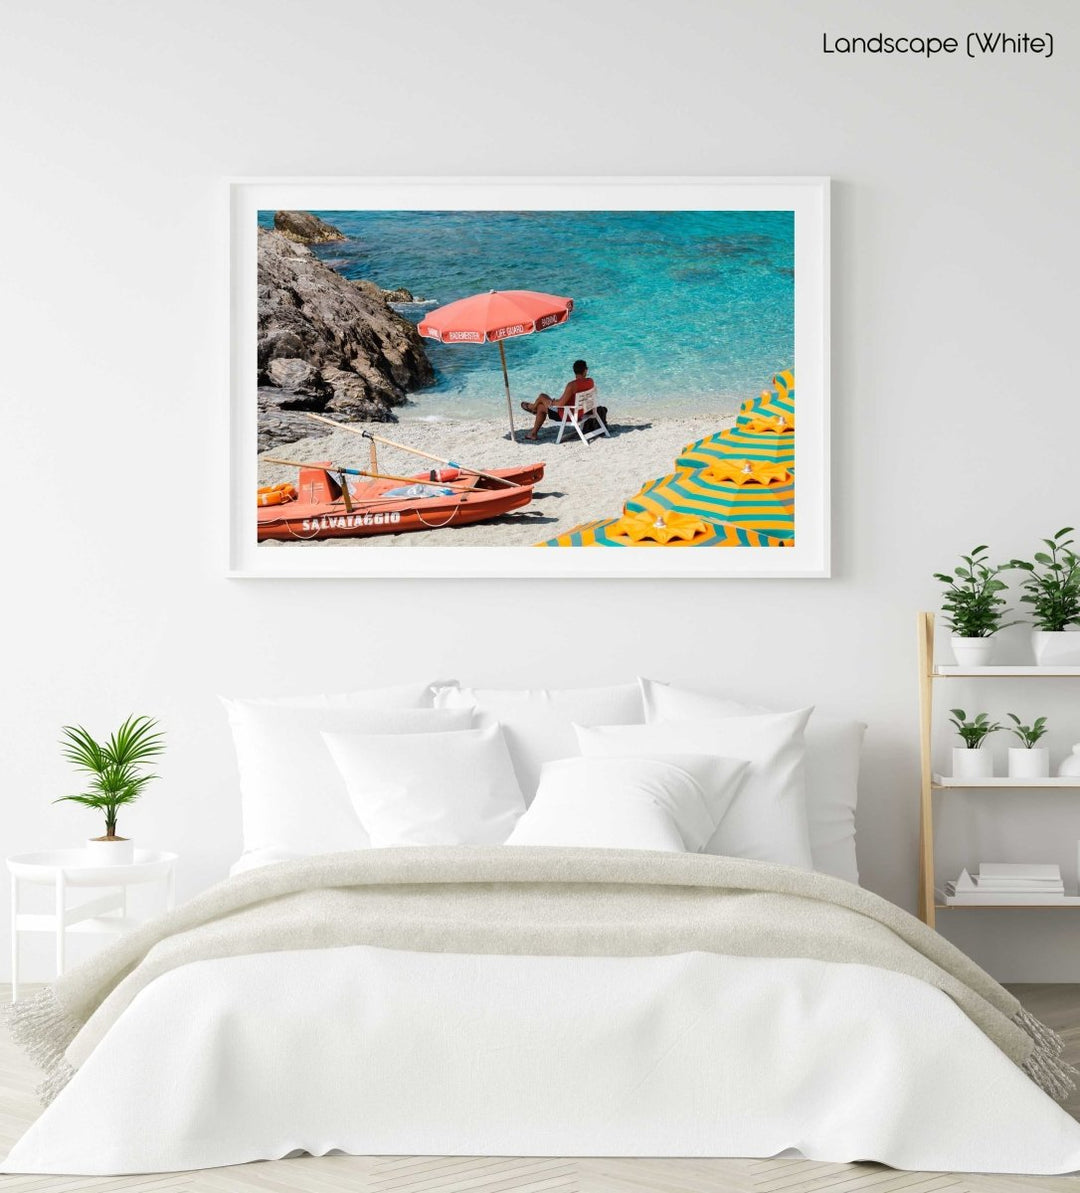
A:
<box><xmin>418</xmin><ymin>289</ymin><xmax>573</xmax><ymax>441</ymax></box>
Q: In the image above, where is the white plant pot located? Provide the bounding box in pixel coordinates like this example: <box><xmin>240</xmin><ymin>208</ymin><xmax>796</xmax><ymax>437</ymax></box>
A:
<box><xmin>952</xmin><ymin>747</ymin><xmax>994</xmax><ymax>780</ymax></box>
<box><xmin>951</xmin><ymin>636</ymin><xmax>994</xmax><ymax>667</ymax></box>
<box><xmin>1032</xmin><ymin>629</ymin><xmax>1080</xmax><ymax>666</ymax></box>
<box><xmin>84</xmin><ymin>837</ymin><xmax>134</xmax><ymax>866</ymax></box>
<box><xmin>1058</xmin><ymin>745</ymin><xmax>1080</xmax><ymax>778</ymax></box>
<box><xmin>1008</xmin><ymin>747</ymin><xmax>1050</xmax><ymax>779</ymax></box>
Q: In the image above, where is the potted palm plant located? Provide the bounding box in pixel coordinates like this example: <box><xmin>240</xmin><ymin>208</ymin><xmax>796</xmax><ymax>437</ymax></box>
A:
<box><xmin>55</xmin><ymin>715</ymin><xmax>165</xmax><ymax>865</ymax></box>
<box><xmin>1009</xmin><ymin>528</ymin><xmax>1080</xmax><ymax>666</ymax></box>
<box><xmin>934</xmin><ymin>546</ymin><xmax>1016</xmax><ymax>666</ymax></box>
<box><xmin>1006</xmin><ymin>714</ymin><xmax>1050</xmax><ymax>779</ymax></box>
<box><xmin>949</xmin><ymin>709</ymin><xmax>1001</xmax><ymax>780</ymax></box>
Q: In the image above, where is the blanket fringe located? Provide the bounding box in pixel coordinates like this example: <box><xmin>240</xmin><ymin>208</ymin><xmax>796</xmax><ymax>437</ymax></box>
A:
<box><xmin>36</xmin><ymin>1058</ymin><xmax>76</xmax><ymax>1107</ymax></box>
<box><xmin>3</xmin><ymin>987</ymin><xmax>80</xmax><ymax>1106</ymax></box>
<box><xmin>1014</xmin><ymin>1006</ymin><xmax>1077</xmax><ymax>1101</ymax></box>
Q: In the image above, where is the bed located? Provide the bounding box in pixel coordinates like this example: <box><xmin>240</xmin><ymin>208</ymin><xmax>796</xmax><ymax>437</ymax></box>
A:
<box><xmin>5</xmin><ymin>679</ymin><xmax>1080</xmax><ymax>1177</ymax></box>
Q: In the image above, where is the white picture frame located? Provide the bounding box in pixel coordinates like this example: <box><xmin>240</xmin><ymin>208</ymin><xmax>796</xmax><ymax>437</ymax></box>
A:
<box><xmin>228</xmin><ymin>176</ymin><xmax>830</xmax><ymax>578</ymax></box>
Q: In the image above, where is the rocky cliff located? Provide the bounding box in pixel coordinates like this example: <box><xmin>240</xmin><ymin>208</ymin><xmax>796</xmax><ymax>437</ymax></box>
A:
<box><xmin>257</xmin><ymin>228</ymin><xmax>435</xmax><ymax>450</ymax></box>
<box><xmin>273</xmin><ymin>210</ymin><xmax>346</xmax><ymax>244</ymax></box>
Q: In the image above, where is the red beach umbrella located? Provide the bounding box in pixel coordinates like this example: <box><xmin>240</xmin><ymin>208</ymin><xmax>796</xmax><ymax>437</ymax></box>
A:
<box><xmin>418</xmin><ymin>289</ymin><xmax>573</xmax><ymax>440</ymax></box>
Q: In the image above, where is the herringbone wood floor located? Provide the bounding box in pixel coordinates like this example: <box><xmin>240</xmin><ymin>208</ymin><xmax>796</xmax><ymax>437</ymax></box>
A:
<box><xmin>1</xmin><ymin>984</ymin><xmax>1078</xmax><ymax>1193</ymax></box>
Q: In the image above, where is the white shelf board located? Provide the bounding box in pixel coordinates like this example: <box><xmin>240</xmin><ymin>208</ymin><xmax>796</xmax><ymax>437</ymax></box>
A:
<box><xmin>933</xmin><ymin>665</ymin><xmax>1080</xmax><ymax>677</ymax></box>
<box><xmin>933</xmin><ymin>774</ymin><xmax>1080</xmax><ymax>788</ymax></box>
<box><xmin>935</xmin><ymin>888</ymin><xmax>1080</xmax><ymax>908</ymax></box>
<box><xmin>936</xmin><ymin>899</ymin><xmax>1080</xmax><ymax>909</ymax></box>
<box><xmin>14</xmin><ymin>914</ymin><xmax>140</xmax><ymax>933</ymax></box>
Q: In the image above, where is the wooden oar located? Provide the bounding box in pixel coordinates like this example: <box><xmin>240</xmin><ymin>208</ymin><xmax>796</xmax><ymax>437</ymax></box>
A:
<box><xmin>262</xmin><ymin>457</ymin><xmax>474</xmax><ymax>491</ymax></box>
<box><xmin>302</xmin><ymin>412</ymin><xmax>517</xmax><ymax>487</ymax></box>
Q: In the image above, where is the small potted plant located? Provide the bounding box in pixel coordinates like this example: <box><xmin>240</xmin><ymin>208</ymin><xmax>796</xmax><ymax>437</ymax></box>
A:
<box><xmin>1009</xmin><ymin>528</ymin><xmax>1080</xmax><ymax>666</ymax></box>
<box><xmin>934</xmin><ymin>546</ymin><xmax>1016</xmax><ymax>667</ymax></box>
<box><xmin>55</xmin><ymin>715</ymin><xmax>164</xmax><ymax>865</ymax></box>
<box><xmin>948</xmin><ymin>709</ymin><xmax>1001</xmax><ymax>780</ymax></box>
<box><xmin>1006</xmin><ymin>714</ymin><xmax>1050</xmax><ymax>779</ymax></box>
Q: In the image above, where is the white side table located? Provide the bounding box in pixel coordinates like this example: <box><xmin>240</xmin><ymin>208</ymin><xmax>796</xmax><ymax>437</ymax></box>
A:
<box><xmin>8</xmin><ymin>849</ymin><xmax>177</xmax><ymax>1002</ymax></box>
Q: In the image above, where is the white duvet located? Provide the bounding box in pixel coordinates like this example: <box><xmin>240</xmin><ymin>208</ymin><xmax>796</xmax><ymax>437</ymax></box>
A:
<box><xmin>6</xmin><ymin>945</ymin><xmax>1080</xmax><ymax>1176</ymax></box>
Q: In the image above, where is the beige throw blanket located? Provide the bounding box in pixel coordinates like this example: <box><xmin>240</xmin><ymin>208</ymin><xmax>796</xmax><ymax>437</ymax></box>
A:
<box><xmin>8</xmin><ymin>847</ymin><xmax>1076</xmax><ymax>1104</ymax></box>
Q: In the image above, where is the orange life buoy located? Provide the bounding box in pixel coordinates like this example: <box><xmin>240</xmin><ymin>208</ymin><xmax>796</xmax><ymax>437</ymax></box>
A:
<box><xmin>257</xmin><ymin>483</ymin><xmax>298</xmax><ymax>507</ymax></box>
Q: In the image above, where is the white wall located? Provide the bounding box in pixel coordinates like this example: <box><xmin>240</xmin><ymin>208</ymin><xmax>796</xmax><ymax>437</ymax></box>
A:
<box><xmin>2</xmin><ymin>0</ymin><xmax>1078</xmax><ymax>981</ymax></box>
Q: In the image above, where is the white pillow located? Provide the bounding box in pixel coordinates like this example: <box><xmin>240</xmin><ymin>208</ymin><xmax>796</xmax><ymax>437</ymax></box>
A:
<box><xmin>639</xmin><ymin>678</ymin><xmax>865</xmax><ymax>883</ymax></box>
<box><xmin>222</xmin><ymin>700</ymin><xmax>473</xmax><ymax>856</ymax></box>
<box><xmin>433</xmin><ymin>683</ymin><xmax>645</xmax><ymax>800</ymax></box>
<box><xmin>237</xmin><ymin>681</ymin><xmax>442</xmax><ymax>710</ymax></box>
<box><xmin>324</xmin><ymin>723</ymin><xmax>526</xmax><ymax>847</ymax></box>
<box><xmin>505</xmin><ymin>755</ymin><xmax>749</xmax><ymax>852</ymax></box>
<box><xmin>575</xmin><ymin>708</ymin><xmax>813</xmax><ymax>869</ymax></box>
<box><xmin>229</xmin><ymin>846</ymin><xmax>307</xmax><ymax>876</ymax></box>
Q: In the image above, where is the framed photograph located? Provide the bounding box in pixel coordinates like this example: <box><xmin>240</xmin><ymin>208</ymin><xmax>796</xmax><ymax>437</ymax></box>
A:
<box><xmin>228</xmin><ymin>177</ymin><xmax>829</xmax><ymax>578</ymax></box>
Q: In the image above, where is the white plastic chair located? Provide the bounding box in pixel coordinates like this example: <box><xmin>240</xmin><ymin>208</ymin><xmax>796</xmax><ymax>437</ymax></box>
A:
<box><xmin>550</xmin><ymin>384</ymin><xmax>610</xmax><ymax>446</ymax></box>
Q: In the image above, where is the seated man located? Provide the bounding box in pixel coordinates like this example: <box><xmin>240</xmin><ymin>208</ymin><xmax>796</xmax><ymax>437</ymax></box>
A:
<box><xmin>521</xmin><ymin>358</ymin><xmax>595</xmax><ymax>441</ymax></box>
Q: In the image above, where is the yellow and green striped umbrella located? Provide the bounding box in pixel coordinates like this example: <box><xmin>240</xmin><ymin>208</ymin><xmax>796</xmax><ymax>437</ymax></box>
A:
<box><xmin>737</xmin><ymin>374</ymin><xmax>795</xmax><ymax>429</ymax></box>
<box><xmin>742</xmin><ymin>413</ymin><xmax>794</xmax><ymax>435</ymax></box>
<box><xmin>698</xmin><ymin>459</ymin><xmax>792</xmax><ymax>487</ymax></box>
<box><xmin>540</xmin><ymin>371</ymin><xmax>798</xmax><ymax>549</ymax></box>
<box><xmin>625</xmin><ymin>468</ymin><xmax>795</xmax><ymax>542</ymax></box>
<box><xmin>537</xmin><ymin>510</ymin><xmax>786</xmax><ymax>548</ymax></box>
<box><xmin>772</xmin><ymin>369</ymin><xmax>794</xmax><ymax>405</ymax></box>
<box><xmin>677</xmin><ymin>424</ymin><xmax>795</xmax><ymax>471</ymax></box>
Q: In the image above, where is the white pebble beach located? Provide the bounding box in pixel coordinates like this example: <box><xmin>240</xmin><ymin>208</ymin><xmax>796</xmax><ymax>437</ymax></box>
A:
<box><xmin>258</xmin><ymin>413</ymin><xmax>735</xmax><ymax>547</ymax></box>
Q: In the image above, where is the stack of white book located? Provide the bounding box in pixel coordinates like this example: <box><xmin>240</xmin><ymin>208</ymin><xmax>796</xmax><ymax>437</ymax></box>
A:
<box><xmin>942</xmin><ymin>863</ymin><xmax>1071</xmax><ymax>905</ymax></box>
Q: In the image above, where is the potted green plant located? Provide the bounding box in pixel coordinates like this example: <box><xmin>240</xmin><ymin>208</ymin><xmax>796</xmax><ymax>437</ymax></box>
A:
<box><xmin>1005</xmin><ymin>714</ymin><xmax>1049</xmax><ymax>779</ymax></box>
<box><xmin>1009</xmin><ymin>528</ymin><xmax>1080</xmax><ymax>666</ymax></box>
<box><xmin>55</xmin><ymin>715</ymin><xmax>165</xmax><ymax>865</ymax></box>
<box><xmin>933</xmin><ymin>546</ymin><xmax>1016</xmax><ymax>667</ymax></box>
<box><xmin>948</xmin><ymin>709</ymin><xmax>1001</xmax><ymax>780</ymax></box>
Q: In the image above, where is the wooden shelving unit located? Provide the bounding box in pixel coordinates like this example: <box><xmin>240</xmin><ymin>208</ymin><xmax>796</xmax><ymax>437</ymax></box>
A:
<box><xmin>917</xmin><ymin>611</ymin><xmax>1080</xmax><ymax>927</ymax></box>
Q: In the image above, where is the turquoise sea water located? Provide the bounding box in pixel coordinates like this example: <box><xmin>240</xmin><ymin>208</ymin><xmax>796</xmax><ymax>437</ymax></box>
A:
<box><xmin>258</xmin><ymin>209</ymin><xmax>794</xmax><ymax>420</ymax></box>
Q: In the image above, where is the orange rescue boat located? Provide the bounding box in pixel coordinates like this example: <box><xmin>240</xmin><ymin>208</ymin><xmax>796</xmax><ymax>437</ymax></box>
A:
<box><xmin>257</xmin><ymin>461</ymin><xmax>544</xmax><ymax>542</ymax></box>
